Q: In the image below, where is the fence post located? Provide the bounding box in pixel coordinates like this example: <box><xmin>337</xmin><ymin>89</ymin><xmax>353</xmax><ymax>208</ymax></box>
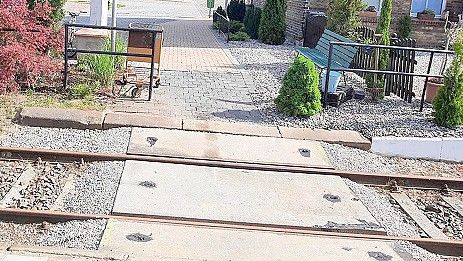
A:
<box><xmin>148</xmin><ymin>32</ymin><xmax>156</xmax><ymax>101</ymax></box>
<box><xmin>323</xmin><ymin>43</ymin><xmax>334</xmax><ymax>107</ymax></box>
<box><xmin>420</xmin><ymin>51</ymin><xmax>434</xmax><ymax>112</ymax></box>
<box><xmin>63</xmin><ymin>24</ymin><xmax>69</xmax><ymax>90</ymax></box>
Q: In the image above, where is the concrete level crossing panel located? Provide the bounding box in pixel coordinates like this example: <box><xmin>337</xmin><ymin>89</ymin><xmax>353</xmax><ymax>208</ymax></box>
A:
<box><xmin>112</xmin><ymin>160</ymin><xmax>383</xmax><ymax>233</ymax></box>
<box><xmin>100</xmin><ymin>220</ymin><xmax>403</xmax><ymax>260</ymax></box>
<box><xmin>127</xmin><ymin>128</ymin><xmax>332</xmax><ymax>168</ymax></box>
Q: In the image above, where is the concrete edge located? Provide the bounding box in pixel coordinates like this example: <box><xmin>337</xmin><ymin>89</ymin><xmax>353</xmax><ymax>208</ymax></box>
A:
<box><xmin>371</xmin><ymin>136</ymin><xmax>463</xmax><ymax>163</ymax></box>
<box><xmin>7</xmin><ymin>244</ymin><xmax>129</xmax><ymax>260</ymax></box>
<box><xmin>15</xmin><ymin>107</ymin><xmax>371</xmax><ymax>151</ymax></box>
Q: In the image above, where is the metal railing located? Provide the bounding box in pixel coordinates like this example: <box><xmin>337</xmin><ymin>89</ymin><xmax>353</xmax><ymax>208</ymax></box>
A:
<box><xmin>213</xmin><ymin>11</ymin><xmax>230</xmax><ymax>42</ymax></box>
<box><xmin>63</xmin><ymin>23</ymin><xmax>163</xmax><ymax>101</ymax></box>
<box><xmin>324</xmin><ymin>41</ymin><xmax>454</xmax><ymax>111</ymax></box>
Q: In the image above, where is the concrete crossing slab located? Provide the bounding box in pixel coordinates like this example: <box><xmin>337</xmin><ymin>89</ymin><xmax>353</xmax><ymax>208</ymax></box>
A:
<box><xmin>100</xmin><ymin>220</ymin><xmax>402</xmax><ymax>260</ymax></box>
<box><xmin>112</xmin><ymin>161</ymin><xmax>383</xmax><ymax>233</ymax></box>
<box><xmin>127</xmin><ymin>128</ymin><xmax>332</xmax><ymax>167</ymax></box>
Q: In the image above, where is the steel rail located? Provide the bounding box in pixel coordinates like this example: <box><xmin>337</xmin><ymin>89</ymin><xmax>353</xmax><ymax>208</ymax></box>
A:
<box><xmin>0</xmin><ymin>208</ymin><xmax>461</xmax><ymax>256</ymax></box>
<box><xmin>0</xmin><ymin>146</ymin><xmax>462</xmax><ymax>191</ymax></box>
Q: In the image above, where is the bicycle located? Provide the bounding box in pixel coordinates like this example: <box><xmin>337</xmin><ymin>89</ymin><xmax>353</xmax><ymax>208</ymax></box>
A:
<box><xmin>66</xmin><ymin>11</ymin><xmax>87</xmax><ymax>59</ymax></box>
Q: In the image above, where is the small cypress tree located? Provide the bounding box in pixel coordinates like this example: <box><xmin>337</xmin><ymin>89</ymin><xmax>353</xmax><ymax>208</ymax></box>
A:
<box><xmin>397</xmin><ymin>15</ymin><xmax>412</xmax><ymax>39</ymax></box>
<box><xmin>376</xmin><ymin>0</ymin><xmax>392</xmax><ymax>71</ymax></box>
<box><xmin>326</xmin><ymin>0</ymin><xmax>365</xmax><ymax>38</ymax></box>
<box><xmin>258</xmin><ymin>0</ymin><xmax>287</xmax><ymax>45</ymax></box>
<box><xmin>244</xmin><ymin>6</ymin><xmax>261</xmax><ymax>39</ymax></box>
<box><xmin>433</xmin><ymin>34</ymin><xmax>463</xmax><ymax>128</ymax></box>
<box><xmin>275</xmin><ymin>56</ymin><xmax>322</xmax><ymax>117</ymax></box>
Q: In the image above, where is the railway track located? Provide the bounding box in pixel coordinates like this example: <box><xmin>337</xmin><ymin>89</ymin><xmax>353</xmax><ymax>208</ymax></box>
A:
<box><xmin>0</xmin><ymin>146</ymin><xmax>462</xmax><ymax>258</ymax></box>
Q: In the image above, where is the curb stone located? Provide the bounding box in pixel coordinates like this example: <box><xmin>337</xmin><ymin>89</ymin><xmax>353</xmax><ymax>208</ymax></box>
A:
<box><xmin>16</xmin><ymin>107</ymin><xmax>372</xmax><ymax>151</ymax></box>
<box><xmin>371</xmin><ymin>136</ymin><xmax>463</xmax><ymax>163</ymax></box>
<box><xmin>18</xmin><ymin>107</ymin><xmax>104</xmax><ymax>130</ymax></box>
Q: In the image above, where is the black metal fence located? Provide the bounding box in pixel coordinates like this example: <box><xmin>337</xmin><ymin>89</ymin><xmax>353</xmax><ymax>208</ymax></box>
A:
<box><xmin>385</xmin><ymin>38</ymin><xmax>417</xmax><ymax>102</ymax></box>
<box><xmin>63</xmin><ymin>23</ymin><xmax>163</xmax><ymax>101</ymax></box>
<box><xmin>351</xmin><ymin>27</ymin><xmax>419</xmax><ymax>104</ymax></box>
<box><xmin>351</xmin><ymin>27</ymin><xmax>376</xmax><ymax>78</ymax></box>
<box><xmin>213</xmin><ymin>11</ymin><xmax>230</xmax><ymax>42</ymax></box>
<box><xmin>324</xmin><ymin>41</ymin><xmax>454</xmax><ymax>111</ymax></box>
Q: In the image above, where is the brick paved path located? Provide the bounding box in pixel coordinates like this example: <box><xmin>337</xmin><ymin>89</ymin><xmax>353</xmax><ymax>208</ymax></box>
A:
<box><xmin>107</xmin><ymin>0</ymin><xmax>262</xmax><ymax>122</ymax></box>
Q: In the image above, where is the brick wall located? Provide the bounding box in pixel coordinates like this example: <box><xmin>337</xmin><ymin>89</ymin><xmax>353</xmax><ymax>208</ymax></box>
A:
<box><xmin>286</xmin><ymin>0</ymin><xmax>310</xmax><ymax>40</ymax></box>
<box><xmin>254</xmin><ymin>0</ymin><xmax>452</xmax><ymax>47</ymax></box>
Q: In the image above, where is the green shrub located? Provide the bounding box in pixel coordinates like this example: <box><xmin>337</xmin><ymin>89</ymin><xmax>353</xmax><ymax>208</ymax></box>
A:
<box><xmin>376</xmin><ymin>0</ymin><xmax>392</xmax><ymax>67</ymax></box>
<box><xmin>28</xmin><ymin>0</ymin><xmax>65</xmax><ymax>23</ymax></box>
<box><xmin>243</xmin><ymin>6</ymin><xmax>261</xmax><ymax>39</ymax></box>
<box><xmin>326</xmin><ymin>0</ymin><xmax>365</xmax><ymax>38</ymax></box>
<box><xmin>77</xmin><ymin>37</ymin><xmax>126</xmax><ymax>87</ymax></box>
<box><xmin>258</xmin><ymin>0</ymin><xmax>286</xmax><ymax>45</ymax></box>
<box><xmin>229</xmin><ymin>31</ymin><xmax>250</xmax><ymax>41</ymax></box>
<box><xmin>70</xmin><ymin>82</ymin><xmax>99</xmax><ymax>99</ymax></box>
<box><xmin>230</xmin><ymin>20</ymin><xmax>246</xmax><ymax>33</ymax></box>
<box><xmin>433</xmin><ymin>34</ymin><xmax>463</xmax><ymax>128</ymax></box>
<box><xmin>227</xmin><ymin>0</ymin><xmax>246</xmax><ymax>22</ymax></box>
<box><xmin>397</xmin><ymin>15</ymin><xmax>412</xmax><ymax>39</ymax></box>
<box><xmin>275</xmin><ymin>56</ymin><xmax>322</xmax><ymax>117</ymax></box>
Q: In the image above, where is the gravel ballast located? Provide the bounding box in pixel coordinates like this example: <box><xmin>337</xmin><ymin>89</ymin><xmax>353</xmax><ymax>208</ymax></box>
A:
<box><xmin>345</xmin><ymin>180</ymin><xmax>440</xmax><ymax>261</ymax></box>
<box><xmin>219</xmin><ymin>36</ymin><xmax>463</xmax><ymax>138</ymax></box>
<box><xmin>0</xmin><ymin>219</ymin><xmax>106</xmax><ymax>250</ymax></box>
<box><xmin>321</xmin><ymin>142</ymin><xmax>462</xmax><ymax>178</ymax></box>
<box><xmin>63</xmin><ymin>161</ymin><xmax>124</xmax><ymax>215</ymax></box>
<box><xmin>0</xmin><ymin>160</ymin><xmax>26</xmax><ymax>199</ymax></box>
<box><xmin>0</xmin><ymin>125</ymin><xmax>131</xmax><ymax>153</ymax></box>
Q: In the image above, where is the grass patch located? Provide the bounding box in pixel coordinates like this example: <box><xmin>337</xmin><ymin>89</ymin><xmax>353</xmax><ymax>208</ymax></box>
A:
<box><xmin>23</xmin><ymin>91</ymin><xmax>106</xmax><ymax>111</ymax></box>
<box><xmin>0</xmin><ymin>95</ymin><xmax>20</xmax><ymax>133</ymax></box>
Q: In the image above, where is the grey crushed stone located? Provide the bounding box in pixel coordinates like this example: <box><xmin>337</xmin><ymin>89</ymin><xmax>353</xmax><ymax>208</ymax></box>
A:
<box><xmin>345</xmin><ymin>180</ymin><xmax>440</xmax><ymax>261</ymax></box>
<box><xmin>322</xmin><ymin>142</ymin><xmax>462</xmax><ymax>178</ymax></box>
<box><xmin>0</xmin><ymin>160</ymin><xmax>26</xmax><ymax>198</ymax></box>
<box><xmin>63</xmin><ymin>161</ymin><xmax>124</xmax><ymax>215</ymax></box>
<box><xmin>222</xmin><ymin>37</ymin><xmax>463</xmax><ymax>138</ymax></box>
<box><xmin>36</xmin><ymin>219</ymin><xmax>107</xmax><ymax>250</ymax></box>
<box><xmin>0</xmin><ymin>125</ymin><xmax>131</xmax><ymax>153</ymax></box>
<box><xmin>0</xmin><ymin>219</ymin><xmax>105</xmax><ymax>250</ymax></box>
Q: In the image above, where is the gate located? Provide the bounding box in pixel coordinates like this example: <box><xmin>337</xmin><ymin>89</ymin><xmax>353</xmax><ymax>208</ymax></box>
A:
<box><xmin>385</xmin><ymin>38</ymin><xmax>417</xmax><ymax>102</ymax></box>
<box><xmin>351</xmin><ymin>26</ymin><xmax>376</xmax><ymax>78</ymax></box>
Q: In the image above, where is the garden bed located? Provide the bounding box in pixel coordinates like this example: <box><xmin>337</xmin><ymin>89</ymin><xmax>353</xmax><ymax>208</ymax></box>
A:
<box><xmin>218</xmin><ymin>37</ymin><xmax>463</xmax><ymax>139</ymax></box>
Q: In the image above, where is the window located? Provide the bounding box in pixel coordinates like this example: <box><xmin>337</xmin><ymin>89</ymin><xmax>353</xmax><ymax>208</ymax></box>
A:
<box><xmin>365</xmin><ymin>0</ymin><xmax>382</xmax><ymax>12</ymax></box>
<box><xmin>411</xmin><ymin>0</ymin><xmax>446</xmax><ymax>16</ymax></box>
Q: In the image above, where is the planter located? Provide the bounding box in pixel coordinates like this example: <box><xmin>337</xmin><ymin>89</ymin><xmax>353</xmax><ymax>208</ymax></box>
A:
<box><xmin>425</xmin><ymin>78</ymin><xmax>443</xmax><ymax>103</ymax></box>
<box><xmin>360</xmin><ymin>11</ymin><xmax>377</xmax><ymax>18</ymax></box>
<box><xmin>366</xmin><ymin>88</ymin><xmax>384</xmax><ymax>101</ymax></box>
<box><xmin>417</xmin><ymin>13</ymin><xmax>436</xmax><ymax>20</ymax></box>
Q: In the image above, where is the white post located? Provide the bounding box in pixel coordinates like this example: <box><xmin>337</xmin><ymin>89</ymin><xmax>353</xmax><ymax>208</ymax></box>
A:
<box><xmin>90</xmin><ymin>0</ymin><xmax>108</xmax><ymax>26</ymax></box>
<box><xmin>111</xmin><ymin>0</ymin><xmax>117</xmax><ymax>52</ymax></box>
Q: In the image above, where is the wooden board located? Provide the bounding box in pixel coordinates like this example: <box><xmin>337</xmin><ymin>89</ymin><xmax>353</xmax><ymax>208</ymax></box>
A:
<box><xmin>391</xmin><ymin>193</ymin><xmax>448</xmax><ymax>240</ymax></box>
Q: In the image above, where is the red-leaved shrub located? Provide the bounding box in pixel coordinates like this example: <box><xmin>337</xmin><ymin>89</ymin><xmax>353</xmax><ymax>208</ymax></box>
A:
<box><xmin>0</xmin><ymin>0</ymin><xmax>63</xmax><ymax>93</ymax></box>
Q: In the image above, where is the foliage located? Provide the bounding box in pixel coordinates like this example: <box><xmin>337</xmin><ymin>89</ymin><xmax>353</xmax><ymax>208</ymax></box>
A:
<box><xmin>227</xmin><ymin>0</ymin><xmax>246</xmax><ymax>22</ymax></box>
<box><xmin>433</xmin><ymin>34</ymin><xmax>463</xmax><ymax>128</ymax></box>
<box><xmin>420</xmin><ymin>9</ymin><xmax>435</xmax><ymax>15</ymax></box>
<box><xmin>229</xmin><ymin>31</ymin><xmax>250</xmax><ymax>41</ymax></box>
<box><xmin>77</xmin><ymin>37</ymin><xmax>126</xmax><ymax>87</ymax></box>
<box><xmin>367</xmin><ymin>0</ymin><xmax>392</xmax><ymax>95</ymax></box>
<box><xmin>70</xmin><ymin>82</ymin><xmax>99</xmax><ymax>99</ymax></box>
<box><xmin>213</xmin><ymin>6</ymin><xmax>227</xmax><ymax>22</ymax></box>
<box><xmin>24</xmin><ymin>91</ymin><xmax>106</xmax><ymax>111</ymax></box>
<box><xmin>243</xmin><ymin>5</ymin><xmax>261</xmax><ymax>39</ymax></box>
<box><xmin>326</xmin><ymin>0</ymin><xmax>365</xmax><ymax>38</ymax></box>
<box><xmin>229</xmin><ymin>20</ymin><xmax>246</xmax><ymax>33</ymax></box>
<box><xmin>275</xmin><ymin>56</ymin><xmax>322</xmax><ymax>117</ymax></box>
<box><xmin>258</xmin><ymin>0</ymin><xmax>287</xmax><ymax>45</ymax></box>
<box><xmin>0</xmin><ymin>0</ymin><xmax>63</xmax><ymax>94</ymax></box>
<box><xmin>28</xmin><ymin>0</ymin><xmax>65</xmax><ymax>23</ymax></box>
<box><xmin>397</xmin><ymin>16</ymin><xmax>412</xmax><ymax>39</ymax></box>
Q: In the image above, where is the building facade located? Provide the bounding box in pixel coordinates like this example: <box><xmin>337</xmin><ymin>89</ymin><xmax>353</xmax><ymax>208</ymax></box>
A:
<box><xmin>255</xmin><ymin>0</ymin><xmax>463</xmax><ymax>47</ymax></box>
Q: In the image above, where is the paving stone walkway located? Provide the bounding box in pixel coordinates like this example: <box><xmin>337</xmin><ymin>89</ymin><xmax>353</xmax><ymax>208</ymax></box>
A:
<box><xmin>104</xmin><ymin>0</ymin><xmax>261</xmax><ymax>121</ymax></box>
